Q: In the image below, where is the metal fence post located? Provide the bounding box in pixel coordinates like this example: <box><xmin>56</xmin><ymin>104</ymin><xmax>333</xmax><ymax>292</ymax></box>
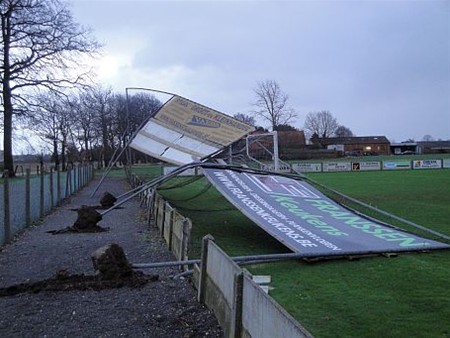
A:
<box><xmin>25</xmin><ymin>169</ymin><xmax>31</xmax><ymax>227</ymax></box>
<box><xmin>77</xmin><ymin>164</ymin><xmax>81</xmax><ymax>191</ymax></box>
<box><xmin>56</xmin><ymin>166</ymin><xmax>61</xmax><ymax>205</ymax></box>
<box><xmin>49</xmin><ymin>167</ymin><xmax>54</xmax><ymax>209</ymax></box>
<box><xmin>39</xmin><ymin>165</ymin><xmax>44</xmax><ymax>218</ymax></box>
<box><xmin>3</xmin><ymin>170</ymin><xmax>11</xmax><ymax>243</ymax></box>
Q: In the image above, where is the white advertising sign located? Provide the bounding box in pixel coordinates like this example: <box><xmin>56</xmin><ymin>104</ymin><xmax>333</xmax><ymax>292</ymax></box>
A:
<box><xmin>323</xmin><ymin>162</ymin><xmax>351</xmax><ymax>172</ymax></box>
<box><xmin>351</xmin><ymin>161</ymin><xmax>381</xmax><ymax>171</ymax></box>
<box><xmin>292</xmin><ymin>162</ymin><xmax>322</xmax><ymax>173</ymax></box>
<box><xmin>412</xmin><ymin>159</ymin><xmax>442</xmax><ymax>169</ymax></box>
<box><xmin>383</xmin><ymin>161</ymin><xmax>411</xmax><ymax>170</ymax></box>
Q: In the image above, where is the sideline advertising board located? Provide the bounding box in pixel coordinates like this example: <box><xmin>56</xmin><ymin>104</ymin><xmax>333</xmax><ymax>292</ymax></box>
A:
<box><xmin>154</xmin><ymin>95</ymin><xmax>255</xmax><ymax>147</ymax></box>
<box><xmin>444</xmin><ymin>159</ymin><xmax>450</xmax><ymax>169</ymax></box>
<box><xmin>412</xmin><ymin>159</ymin><xmax>442</xmax><ymax>170</ymax></box>
<box><xmin>351</xmin><ymin>161</ymin><xmax>381</xmax><ymax>171</ymax></box>
<box><xmin>383</xmin><ymin>161</ymin><xmax>411</xmax><ymax>170</ymax></box>
<box><xmin>291</xmin><ymin>162</ymin><xmax>322</xmax><ymax>173</ymax></box>
<box><xmin>323</xmin><ymin>162</ymin><xmax>351</xmax><ymax>172</ymax></box>
<box><xmin>203</xmin><ymin>168</ymin><xmax>449</xmax><ymax>256</ymax></box>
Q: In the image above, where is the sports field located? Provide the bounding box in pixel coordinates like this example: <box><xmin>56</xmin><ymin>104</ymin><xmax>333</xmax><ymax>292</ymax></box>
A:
<box><xmin>156</xmin><ymin>168</ymin><xmax>450</xmax><ymax>337</ymax></box>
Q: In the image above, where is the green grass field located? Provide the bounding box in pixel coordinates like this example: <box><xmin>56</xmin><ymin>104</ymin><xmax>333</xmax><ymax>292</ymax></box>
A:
<box><xmin>156</xmin><ymin>168</ymin><xmax>450</xmax><ymax>338</ymax></box>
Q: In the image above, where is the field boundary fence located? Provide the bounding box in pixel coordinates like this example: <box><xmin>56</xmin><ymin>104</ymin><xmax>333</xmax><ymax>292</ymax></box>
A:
<box><xmin>1</xmin><ymin>164</ymin><xmax>94</xmax><ymax>246</ymax></box>
<box><xmin>129</xmin><ymin>173</ymin><xmax>192</xmax><ymax>267</ymax></box>
<box><xmin>129</xmin><ymin>172</ymin><xmax>313</xmax><ymax>338</ymax></box>
<box><xmin>195</xmin><ymin>238</ymin><xmax>313</xmax><ymax>338</ymax></box>
<box><xmin>292</xmin><ymin>158</ymin><xmax>450</xmax><ymax>173</ymax></box>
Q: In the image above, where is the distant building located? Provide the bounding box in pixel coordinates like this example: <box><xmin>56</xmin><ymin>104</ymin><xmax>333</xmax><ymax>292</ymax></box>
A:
<box><xmin>314</xmin><ymin>136</ymin><xmax>391</xmax><ymax>156</ymax></box>
<box><xmin>417</xmin><ymin>141</ymin><xmax>450</xmax><ymax>154</ymax></box>
<box><xmin>391</xmin><ymin>141</ymin><xmax>450</xmax><ymax>155</ymax></box>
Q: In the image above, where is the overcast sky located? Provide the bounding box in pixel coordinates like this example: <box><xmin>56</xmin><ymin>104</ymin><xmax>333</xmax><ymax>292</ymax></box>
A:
<box><xmin>70</xmin><ymin>0</ymin><xmax>450</xmax><ymax>143</ymax></box>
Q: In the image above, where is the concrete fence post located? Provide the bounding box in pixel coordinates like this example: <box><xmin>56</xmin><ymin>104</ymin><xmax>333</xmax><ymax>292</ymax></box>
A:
<box><xmin>232</xmin><ymin>271</ymin><xmax>244</xmax><ymax>338</ymax></box>
<box><xmin>25</xmin><ymin>169</ymin><xmax>31</xmax><ymax>227</ymax></box>
<box><xmin>147</xmin><ymin>189</ymin><xmax>156</xmax><ymax>225</ymax></box>
<box><xmin>166</xmin><ymin>202</ymin><xmax>173</xmax><ymax>250</ymax></box>
<box><xmin>3</xmin><ymin>170</ymin><xmax>11</xmax><ymax>243</ymax></box>
<box><xmin>198</xmin><ymin>234</ymin><xmax>215</xmax><ymax>304</ymax></box>
<box><xmin>181</xmin><ymin>218</ymin><xmax>192</xmax><ymax>264</ymax></box>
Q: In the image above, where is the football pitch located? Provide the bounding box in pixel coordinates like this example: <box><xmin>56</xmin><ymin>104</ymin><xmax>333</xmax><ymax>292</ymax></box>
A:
<box><xmin>156</xmin><ymin>168</ymin><xmax>450</xmax><ymax>337</ymax></box>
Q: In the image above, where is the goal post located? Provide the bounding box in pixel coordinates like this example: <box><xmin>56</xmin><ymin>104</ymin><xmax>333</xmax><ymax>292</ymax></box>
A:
<box><xmin>245</xmin><ymin>131</ymin><xmax>290</xmax><ymax>172</ymax></box>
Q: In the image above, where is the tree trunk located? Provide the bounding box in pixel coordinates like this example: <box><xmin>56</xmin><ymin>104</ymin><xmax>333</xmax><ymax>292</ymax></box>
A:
<box><xmin>1</xmin><ymin>14</ymin><xmax>15</xmax><ymax>177</ymax></box>
<box><xmin>61</xmin><ymin>140</ymin><xmax>67</xmax><ymax>171</ymax></box>
<box><xmin>53</xmin><ymin>139</ymin><xmax>59</xmax><ymax>169</ymax></box>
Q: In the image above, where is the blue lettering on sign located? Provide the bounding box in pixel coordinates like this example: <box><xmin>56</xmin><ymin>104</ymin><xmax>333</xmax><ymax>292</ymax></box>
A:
<box><xmin>187</xmin><ymin>115</ymin><xmax>221</xmax><ymax>128</ymax></box>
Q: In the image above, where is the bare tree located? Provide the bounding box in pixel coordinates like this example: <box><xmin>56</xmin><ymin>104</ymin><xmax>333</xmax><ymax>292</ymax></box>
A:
<box><xmin>422</xmin><ymin>134</ymin><xmax>434</xmax><ymax>142</ymax></box>
<box><xmin>304</xmin><ymin>110</ymin><xmax>339</xmax><ymax>139</ymax></box>
<box><xmin>334</xmin><ymin>125</ymin><xmax>354</xmax><ymax>137</ymax></box>
<box><xmin>29</xmin><ymin>91</ymin><xmax>75</xmax><ymax>169</ymax></box>
<box><xmin>79</xmin><ymin>85</ymin><xmax>114</xmax><ymax>166</ymax></box>
<box><xmin>252</xmin><ymin>80</ymin><xmax>297</xmax><ymax>130</ymax></box>
<box><xmin>0</xmin><ymin>0</ymin><xmax>100</xmax><ymax>176</ymax></box>
<box><xmin>233</xmin><ymin>113</ymin><xmax>255</xmax><ymax>126</ymax></box>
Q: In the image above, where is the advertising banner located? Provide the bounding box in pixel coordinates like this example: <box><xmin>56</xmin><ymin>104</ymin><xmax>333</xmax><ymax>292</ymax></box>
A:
<box><xmin>154</xmin><ymin>96</ymin><xmax>255</xmax><ymax>147</ymax></box>
<box><xmin>351</xmin><ymin>161</ymin><xmax>381</xmax><ymax>171</ymax></box>
<box><xmin>323</xmin><ymin>162</ymin><xmax>351</xmax><ymax>172</ymax></box>
<box><xmin>203</xmin><ymin>168</ymin><xmax>449</xmax><ymax>256</ymax></box>
<box><xmin>444</xmin><ymin>159</ymin><xmax>450</xmax><ymax>169</ymax></box>
<box><xmin>292</xmin><ymin>162</ymin><xmax>322</xmax><ymax>173</ymax></box>
<box><xmin>412</xmin><ymin>159</ymin><xmax>442</xmax><ymax>169</ymax></box>
<box><xmin>383</xmin><ymin>161</ymin><xmax>411</xmax><ymax>170</ymax></box>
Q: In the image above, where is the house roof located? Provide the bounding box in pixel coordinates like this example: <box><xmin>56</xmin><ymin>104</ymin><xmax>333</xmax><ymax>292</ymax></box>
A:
<box><xmin>319</xmin><ymin>136</ymin><xmax>390</xmax><ymax>145</ymax></box>
<box><xmin>417</xmin><ymin>141</ymin><xmax>450</xmax><ymax>149</ymax></box>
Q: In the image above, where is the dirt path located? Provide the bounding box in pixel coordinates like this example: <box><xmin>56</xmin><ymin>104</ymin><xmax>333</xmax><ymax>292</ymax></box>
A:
<box><xmin>0</xmin><ymin>176</ymin><xmax>223</xmax><ymax>337</ymax></box>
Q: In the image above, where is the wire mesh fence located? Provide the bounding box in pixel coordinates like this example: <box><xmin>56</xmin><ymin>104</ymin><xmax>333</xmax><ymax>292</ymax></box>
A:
<box><xmin>1</xmin><ymin>164</ymin><xmax>94</xmax><ymax>246</ymax></box>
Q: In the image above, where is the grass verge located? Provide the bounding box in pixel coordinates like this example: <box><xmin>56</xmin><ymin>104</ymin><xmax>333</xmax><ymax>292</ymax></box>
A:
<box><xmin>157</xmin><ymin>169</ymin><xmax>450</xmax><ymax>338</ymax></box>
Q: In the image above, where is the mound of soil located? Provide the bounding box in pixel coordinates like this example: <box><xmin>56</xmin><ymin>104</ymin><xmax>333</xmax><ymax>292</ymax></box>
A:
<box><xmin>0</xmin><ymin>270</ymin><xmax>158</xmax><ymax>297</ymax></box>
<box><xmin>47</xmin><ymin>205</ymin><xmax>109</xmax><ymax>234</ymax></box>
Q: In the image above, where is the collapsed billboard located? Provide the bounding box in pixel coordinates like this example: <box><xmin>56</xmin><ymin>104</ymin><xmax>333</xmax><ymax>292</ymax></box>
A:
<box><xmin>204</xmin><ymin>168</ymin><xmax>450</xmax><ymax>256</ymax></box>
<box><xmin>129</xmin><ymin>95</ymin><xmax>255</xmax><ymax>165</ymax></box>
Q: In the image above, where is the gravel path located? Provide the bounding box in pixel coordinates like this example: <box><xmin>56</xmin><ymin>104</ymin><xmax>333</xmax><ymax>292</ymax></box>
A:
<box><xmin>0</xmin><ymin>176</ymin><xmax>223</xmax><ymax>338</ymax></box>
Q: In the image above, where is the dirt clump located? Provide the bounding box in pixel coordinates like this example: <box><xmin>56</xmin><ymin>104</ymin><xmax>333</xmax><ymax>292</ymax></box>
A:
<box><xmin>0</xmin><ymin>244</ymin><xmax>158</xmax><ymax>297</ymax></box>
<box><xmin>91</xmin><ymin>243</ymin><xmax>133</xmax><ymax>279</ymax></box>
<box><xmin>99</xmin><ymin>191</ymin><xmax>117</xmax><ymax>208</ymax></box>
<box><xmin>73</xmin><ymin>205</ymin><xmax>103</xmax><ymax>229</ymax></box>
<box><xmin>47</xmin><ymin>205</ymin><xmax>108</xmax><ymax>234</ymax></box>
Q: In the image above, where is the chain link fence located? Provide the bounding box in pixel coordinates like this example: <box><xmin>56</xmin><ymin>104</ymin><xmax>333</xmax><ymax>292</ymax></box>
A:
<box><xmin>1</xmin><ymin>164</ymin><xmax>94</xmax><ymax>246</ymax></box>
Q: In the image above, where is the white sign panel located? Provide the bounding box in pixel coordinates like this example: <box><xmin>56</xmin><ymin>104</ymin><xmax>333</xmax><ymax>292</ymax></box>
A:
<box><xmin>323</xmin><ymin>162</ymin><xmax>351</xmax><ymax>172</ymax></box>
<box><xmin>351</xmin><ymin>161</ymin><xmax>381</xmax><ymax>171</ymax></box>
<box><xmin>129</xmin><ymin>94</ymin><xmax>255</xmax><ymax>165</ymax></box>
<box><xmin>383</xmin><ymin>161</ymin><xmax>411</xmax><ymax>170</ymax></box>
<box><xmin>292</xmin><ymin>162</ymin><xmax>322</xmax><ymax>173</ymax></box>
<box><xmin>412</xmin><ymin>159</ymin><xmax>442</xmax><ymax>169</ymax></box>
<box><xmin>443</xmin><ymin>159</ymin><xmax>450</xmax><ymax>168</ymax></box>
